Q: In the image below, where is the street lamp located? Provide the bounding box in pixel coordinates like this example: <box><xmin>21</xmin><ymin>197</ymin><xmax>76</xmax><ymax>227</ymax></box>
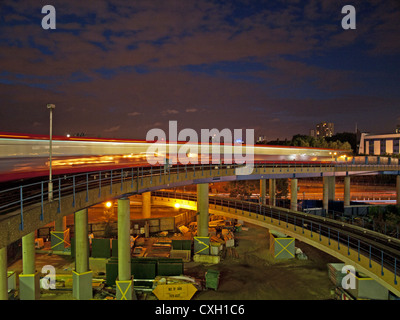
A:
<box><xmin>47</xmin><ymin>103</ymin><xmax>55</xmax><ymax>201</ymax></box>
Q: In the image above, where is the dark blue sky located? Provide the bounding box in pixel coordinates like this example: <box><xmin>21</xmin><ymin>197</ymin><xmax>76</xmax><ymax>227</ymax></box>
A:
<box><xmin>0</xmin><ymin>0</ymin><xmax>399</xmax><ymax>140</ymax></box>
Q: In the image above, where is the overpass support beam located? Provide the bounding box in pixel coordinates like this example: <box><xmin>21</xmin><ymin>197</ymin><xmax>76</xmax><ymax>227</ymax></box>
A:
<box><xmin>260</xmin><ymin>179</ymin><xmax>266</xmax><ymax>205</ymax></box>
<box><xmin>55</xmin><ymin>216</ymin><xmax>66</xmax><ymax>232</ymax></box>
<box><xmin>116</xmin><ymin>198</ymin><xmax>134</xmax><ymax>300</ymax></box>
<box><xmin>290</xmin><ymin>179</ymin><xmax>298</xmax><ymax>211</ymax></box>
<box><xmin>328</xmin><ymin>176</ymin><xmax>336</xmax><ymax>201</ymax></box>
<box><xmin>0</xmin><ymin>246</ymin><xmax>7</xmax><ymax>300</ymax></box>
<box><xmin>142</xmin><ymin>192</ymin><xmax>151</xmax><ymax>219</ymax></box>
<box><xmin>52</xmin><ymin>215</ymin><xmax>67</xmax><ymax>251</ymax></box>
<box><xmin>197</xmin><ymin>183</ymin><xmax>209</xmax><ymax>237</ymax></box>
<box><xmin>397</xmin><ymin>175</ymin><xmax>400</xmax><ymax>206</ymax></box>
<box><xmin>19</xmin><ymin>232</ymin><xmax>40</xmax><ymax>300</ymax></box>
<box><xmin>344</xmin><ymin>176</ymin><xmax>351</xmax><ymax>207</ymax></box>
<box><xmin>269</xmin><ymin>179</ymin><xmax>276</xmax><ymax>206</ymax></box>
<box><xmin>73</xmin><ymin>209</ymin><xmax>92</xmax><ymax>300</ymax></box>
<box><xmin>323</xmin><ymin>177</ymin><xmax>329</xmax><ymax>214</ymax></box>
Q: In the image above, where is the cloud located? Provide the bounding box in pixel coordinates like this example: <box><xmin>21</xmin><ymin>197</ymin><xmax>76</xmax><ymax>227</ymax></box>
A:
<box><xmin>162</xmin><ymin>109</ymin><xmax>179</xmax><ymax>115</ymax></box>
<box><xmin>185</xmin><ymin>108</ymin><xmax>197</xmax><ymax>112</ymax></box>
<box><xmin>127</xmin><ymin>111</ymin><xmax>141</xmax><ymax>116</ymax></box>
<box><xmin>0</xmin><ymin>0</ymin><xmax>399</xmax><ymax>140</ymax></box>
<box><xmin>104</xmin><ymin>125</ymin><xmax>120</xmax><ymax>133</ymax></box>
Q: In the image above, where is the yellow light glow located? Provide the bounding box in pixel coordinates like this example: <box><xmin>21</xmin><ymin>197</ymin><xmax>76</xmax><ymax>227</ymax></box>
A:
<box><xmin>174</xmin><ymin>203</ymin><xmax>181</xmax><ymax>209</ymax></box>
<box><xmin>105</xmin><ymin>201</ymin><xmax>112</xmax><ymax>208</ymax></box>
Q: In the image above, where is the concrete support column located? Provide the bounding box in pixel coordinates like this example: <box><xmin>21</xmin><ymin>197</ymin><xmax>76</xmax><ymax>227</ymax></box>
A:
<box><xmin>75</xmin><ymin>209</ymin><xmax>89</xmax><ymax>273</ymax></box>
<box><xmin>197</xmin><ymin>183</ymin><xmax>209</xmax><ymax>237</ymax></box>
<box><xmin>328</xmin><ymin>176</ymin><xmax>336</xmax><ymax>201</ymax></box>
<box><xmin>55</xmin><ymin>216</ymin><xmax>66</xmax><ymax>231</ymax></box>
<box><xmin>19</xmin><ymin>232</ymin><xmax>40</xmax><ymax>300</ymax></box>
<box><xmin>260</xmin><ymin>179</ymin><xmax>266</xmax><ymax>205</ymax></box>
<box><xmin>397</xmin><ymin>175</ymin><xmax>400</xmax><ymax>206</ymax></box>
<box><xmin>73</xmin><ymin>209</ymin><xmax>92</xmax><ymax>300</ymax></box>
<box><xmin>142</xmin><ymin>192</ymin><xmax>151</xmax><ymax>219</ymax></box>
<box><xmin>290</xmin><ymin>179</ymin><xmax>298</xmax><ymax>211</ymax></box>
<box><xmin>269</xmin><ymin>179</ymin><xmax>276</xmax><ymax>206</ymax></box>
<box><xmin>52</xmin><ymin>215</ymin><xmax>67</xmax><ymax>251</ymax></box>
<box><xmin>22</xmin><ymin>233</ymin><xmax>35</xmax><ymax>275</ymax></box>
<box><xmin>116</xmin><ymin>198</ymin><xmax>134</xmax><ymax>300</ymax></box>
<box><xmin>344</xmin><ymin>176</ymin><xmax>351</xmax><ymax>207</ymax></box>
<box><xmin>323</xmin><ymin>176</ymin><xmax>329</xmax><ymax>213</ymax></box>
<box><xmin>0</xmin><ymin>247</ymin><xmax>7</xmax><ymax>300</ymax></box>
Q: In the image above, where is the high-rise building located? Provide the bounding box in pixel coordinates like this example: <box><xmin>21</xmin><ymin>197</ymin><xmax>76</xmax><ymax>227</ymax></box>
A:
<box><xmin>311</xmin><ymin>122</ymin><xmax>334</xmax><ymax>138</ymax></box>
<box><xmin>257</xmin><ymin>135</ymin><xmax>267</xmax><ymax>143</ymax></box>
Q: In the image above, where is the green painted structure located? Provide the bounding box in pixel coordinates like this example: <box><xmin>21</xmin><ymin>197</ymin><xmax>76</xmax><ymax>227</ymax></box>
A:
<box><xmin>269</xmin><ymin>230</ymin><xmax>295</xmax><ymax>260</ymax></box>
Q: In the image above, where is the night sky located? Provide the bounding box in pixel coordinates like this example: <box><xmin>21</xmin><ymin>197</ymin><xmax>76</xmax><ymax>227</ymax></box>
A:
<box><xmin>0</xmin><ymin>0</ymin><xmax>399</xmax><ymax>140</ymax></box>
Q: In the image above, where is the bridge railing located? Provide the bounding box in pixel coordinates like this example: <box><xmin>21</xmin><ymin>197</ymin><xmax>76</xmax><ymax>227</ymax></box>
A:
<box><xmin>0</xmin><ymin>161</ymin><xmax>336</xmax><ymax>227</ymax></box>
<box><xmin>153</xmin><ymin>190</ymin><xmax>399</xmax><ymax>287</ymax></box>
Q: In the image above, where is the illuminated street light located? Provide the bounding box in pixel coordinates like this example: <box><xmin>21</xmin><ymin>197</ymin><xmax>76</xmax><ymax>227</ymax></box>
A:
<box><xmin>105</xmin><ymin>201</ymin><xmax>113</xmax><ymax>208</ymax></box>
<box><xmin>174</xmin><ymin>203</ymin><xmax>181</xmax><ymax>209</ymax></box>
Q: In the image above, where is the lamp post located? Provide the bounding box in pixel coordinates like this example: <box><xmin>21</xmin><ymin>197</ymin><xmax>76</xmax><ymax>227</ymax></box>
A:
<box><xmin>47</xmin><ymin>104</ymin><xmax>55</xmax><ymax>201</ymax></box>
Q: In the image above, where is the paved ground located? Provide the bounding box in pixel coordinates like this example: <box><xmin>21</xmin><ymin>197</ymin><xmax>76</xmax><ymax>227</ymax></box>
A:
<box><xmin>186</xmin><ymin>223</ymin><xmax>339</xmax><ymax>300</ymax></box>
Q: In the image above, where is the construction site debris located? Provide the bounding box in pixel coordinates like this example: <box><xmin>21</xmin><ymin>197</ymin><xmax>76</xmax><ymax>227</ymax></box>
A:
<box><xmin>295</xmin><ymin>247</ymin><xmax>308</xmax><ymax>260</ymax></box>
<box><xmin>178</xmin><ymin>225</ymin><xmax>190</xmax><ymax>234</ymax></box>
<box><xmin>135</xmin><ymin>237</ymin><xmax>145</xmax><ymax>246</ymax></box>
<box><xmin>132</xmin><ymin>246</ymin><xmax>147</xmax><ymax>257</ymax></box>
<box><xmin>170</xmin><ymin>249</ymin><xmax>191</xmax><ymax>262</ymax></box>
<box><xmin>222</xmin><ymin>247</ymin><xmax>239</xmax><ymax>260</ymax></box>
<box><xmin>193</xmin><ymin>254</ymin><xmax>221</xmax><ymax>264</ymax></box>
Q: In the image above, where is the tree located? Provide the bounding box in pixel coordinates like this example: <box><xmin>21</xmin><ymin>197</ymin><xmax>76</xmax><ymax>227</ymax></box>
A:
<box><xmin>101</xmin><ymin>202</ymin><xmax>116</xmax><ymax>237</ymax></box>
<box><xmin>227</xmin><ymin>180</ymin><xmax>257</xmax><ymax>200</ymax></box>
<box><xmin>326</xmin><ymin>132</ymin><xmax>357</xmax><ymax>151</ymax></box>
<box><xmin>275</xmin><ymin>179</ymin><xmax>289</xmax><ymax>199</ymax></box>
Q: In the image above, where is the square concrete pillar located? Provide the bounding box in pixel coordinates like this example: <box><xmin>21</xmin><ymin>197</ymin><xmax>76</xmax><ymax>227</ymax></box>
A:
<box><xmin>72</xmin><ymin>270</ymin><xmax>93</xmax><ymax>300</ymax></box>
<box><xmin>269</xmin><ymin>179</ymin><xmax>276</xmax><ymax>206</ymax></box>
<box><xmin>260</xmin><ymin>179</ymin><xmax>267</xmax><ymax>205</ymax></box>
<box><xmin>19</xmin><ymin>273</ymin><xmax>40</xmax><ymax>300</ymax></box>
<box><xmin>0</xmin><ymin>247</ymin><xmax>7</xmax><ymax>300</ymax></box>
<box><xmin>50</xmin><ymin>229</ymin><xmax>70</xmax><ymax>251</ymax></box>
<box><xmin>116</xmin><ymin>279</ymin><xmax>135</xmax><ymax>300</ymax></box>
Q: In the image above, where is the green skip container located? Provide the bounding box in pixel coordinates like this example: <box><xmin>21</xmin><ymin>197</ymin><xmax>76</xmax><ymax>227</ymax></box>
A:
<box><xmin>205</xmin><ymin>269</ymin><xmax>220</xmax><ymax>291</ymax></box>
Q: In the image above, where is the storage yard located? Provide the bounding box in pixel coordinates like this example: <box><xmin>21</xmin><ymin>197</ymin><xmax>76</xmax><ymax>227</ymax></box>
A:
<box><xmin>7</xmin><ymin>216</ymin><xmax>345</xmax><ymax>300</ymax></box>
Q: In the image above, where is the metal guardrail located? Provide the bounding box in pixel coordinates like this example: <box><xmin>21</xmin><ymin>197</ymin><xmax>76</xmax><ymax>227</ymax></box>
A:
<box><xmin>153</xmin><ymin>190</ymin><xmax>400</xmax><ymax>287</ymax></box>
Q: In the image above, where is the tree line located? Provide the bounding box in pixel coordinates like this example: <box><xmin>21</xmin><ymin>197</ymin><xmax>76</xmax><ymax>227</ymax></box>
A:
<box><xmin>257</xmin><ymin>132</ymin><xmax>356</xmax><ymax>152</ymax></box>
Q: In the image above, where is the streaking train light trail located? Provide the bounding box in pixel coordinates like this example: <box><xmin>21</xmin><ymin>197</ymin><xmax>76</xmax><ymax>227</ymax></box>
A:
<box><xmin>0</xmin><ymin>132</ymin><xmax>348</xmax><ymax>183</ymax></box>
